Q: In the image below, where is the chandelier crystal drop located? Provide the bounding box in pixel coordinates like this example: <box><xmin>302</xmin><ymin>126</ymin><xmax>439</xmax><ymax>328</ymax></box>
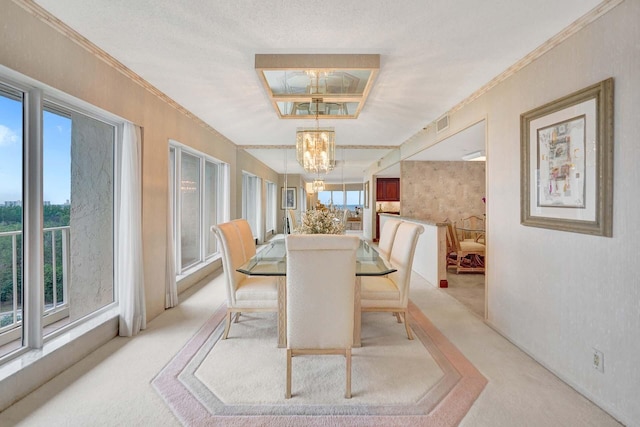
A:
<box><xmin>296</xmin><ymin>96</ymin><xmax>336</xmax><ymax>174</ymax></box>
<box><xmin>312</xmin><ymin>178</ymin><xmax>325</xmax><ymax>192</ymax></box>
<box><xmin>296</xmin><ymin>127</ymin><xmax>336</xmax><ymax>174</ymax></box>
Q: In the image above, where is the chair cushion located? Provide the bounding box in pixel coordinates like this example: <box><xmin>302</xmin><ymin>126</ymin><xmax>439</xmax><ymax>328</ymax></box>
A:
<box><xmin>235</xmin><ymin>276</ymin><xmax>278</xmax><ymax>302</ymax></box>
<box><xmin>460</xmin><ymin>241</ymin><xmax>485</xmax><ymax>252</ymax></box>
<box><xmin>361</xmin><ymin>276</ymin><xmax>400</xmax><ymax>301</ymax></box>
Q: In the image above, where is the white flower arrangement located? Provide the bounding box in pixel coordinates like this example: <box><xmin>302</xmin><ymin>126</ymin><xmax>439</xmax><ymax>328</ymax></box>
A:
<box><xmin>296</xmin><ymin>209</ymin><xmax>345</xmax><ymax>235</ymax></box>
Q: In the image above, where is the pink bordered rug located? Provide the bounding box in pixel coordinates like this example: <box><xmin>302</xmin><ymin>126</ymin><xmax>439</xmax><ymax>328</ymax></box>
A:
<box><xmin>152</xmin><ymin>301</ymin><xmax>487</xmax><ymax>426</ymax></box>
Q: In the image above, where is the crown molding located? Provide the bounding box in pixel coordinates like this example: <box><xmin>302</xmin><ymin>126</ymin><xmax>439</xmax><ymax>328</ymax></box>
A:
<box><xmin>447</xmin><ymin>0</ymin><xmax>623</xmax><ymax>116</ymax></box>
<box><xmin>12</xmin><ymin>0</ymin><xmax>233</xmax><ymax>145</ymax></box>
<box><xmin>240</xmin><ymin>145</ymin><xmax>397</xmax><ymax>150</ymax></box>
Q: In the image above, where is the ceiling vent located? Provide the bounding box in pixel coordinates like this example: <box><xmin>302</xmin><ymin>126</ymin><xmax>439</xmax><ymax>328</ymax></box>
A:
<box><xmin>436</xmin><ymin>115</ymin><xmax>449</xmax><ymax>133</ymax></box>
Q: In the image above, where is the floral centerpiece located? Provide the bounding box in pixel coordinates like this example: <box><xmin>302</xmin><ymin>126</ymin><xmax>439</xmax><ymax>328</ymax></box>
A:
<box><xmin>296</xmin><ymin>209</ymin><xmax>345</xmax><ymax>234</ymax></box>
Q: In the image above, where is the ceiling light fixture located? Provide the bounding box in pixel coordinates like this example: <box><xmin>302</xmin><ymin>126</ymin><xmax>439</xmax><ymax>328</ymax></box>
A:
<box><xmin>255</xmin><ymin>54</ymin><xmax>380</xmax><ymax>119</ymax></box>
<box><xmin>312</xmin><ymin>178</ymin><xmax>325</xmax><ymax>192</ymax></box>
<box><xmin>296</xmin><ymin>97</ymin><xmax>336</xmax><ymax>174</ymax></box>
<box><xmin>462</xmin><ymin>151</ymin><xmax>486</xmax><ymax>161</ymax></box>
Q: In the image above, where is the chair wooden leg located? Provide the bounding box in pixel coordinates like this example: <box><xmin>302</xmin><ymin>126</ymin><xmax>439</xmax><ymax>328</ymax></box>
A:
<box><xmin>234</xmin><ymin>312</ymin><xmax>241</xmax><ymax>323</ymax></box>
<box><xmin>345</xmin><ymin>348</ymin><xmax>352</xmax><ymax>399</ymax></box>
<box><xmin>222</xmin><ymin>311</ymin><xmax>232</xmax><ymax>340</ymax></box>
<box><xmin>403</xmin><ymin>312</ymin><xmax>414</xmax><ymax>340</ymax></box>
<box><xmin>286</xmin><ymin>349</ymin><xmax>292</xmax><ymax>399</ymax></box>
<box><xmin>394</xmin><ymin>312</ymin><xmax>402</xmax><ymax>323</ymax></box>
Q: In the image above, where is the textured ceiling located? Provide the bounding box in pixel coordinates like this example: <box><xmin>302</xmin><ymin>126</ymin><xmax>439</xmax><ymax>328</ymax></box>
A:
<box><xmin>34</xmin><ymin>0</ymin><xmax>603</xmax><ymax>182</ymax></box>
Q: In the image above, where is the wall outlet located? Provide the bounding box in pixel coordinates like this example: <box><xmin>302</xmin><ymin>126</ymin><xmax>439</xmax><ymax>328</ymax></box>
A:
<box><xmin>593</xmin><ymin>348</ymin><xmax>604</xmax><ymax>373</ymax></box>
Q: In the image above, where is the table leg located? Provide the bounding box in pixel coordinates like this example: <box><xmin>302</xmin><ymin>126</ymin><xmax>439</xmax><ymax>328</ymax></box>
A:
<box><xmin>278</xmin><ymin>276</ymin><xmax>286</xmax><ymax>348</ymax></box>
<box><xmin>353</xmin><ymin>276</ymin><xmax>361</xmax><ymax>347</ymax></box>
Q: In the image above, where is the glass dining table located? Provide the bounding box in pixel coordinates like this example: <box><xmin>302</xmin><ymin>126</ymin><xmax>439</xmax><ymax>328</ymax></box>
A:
<box><xmin>237</xmin><ymin>238</ymin><xmax>396</xmax><ymax>348</ymax></box>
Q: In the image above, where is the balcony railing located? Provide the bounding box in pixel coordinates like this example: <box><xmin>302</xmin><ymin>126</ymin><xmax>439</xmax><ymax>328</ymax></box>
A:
<box><xmin>0</xmin><ymin>226</ymin><xmax>70</xmax><ymax>336</ymax></box>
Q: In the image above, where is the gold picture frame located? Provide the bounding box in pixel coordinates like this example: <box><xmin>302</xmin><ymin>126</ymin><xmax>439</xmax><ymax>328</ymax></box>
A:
<box><xmin>520</xmin><ymin>78</ymin><xmax>613</xmax><ymax>237</ymax></box>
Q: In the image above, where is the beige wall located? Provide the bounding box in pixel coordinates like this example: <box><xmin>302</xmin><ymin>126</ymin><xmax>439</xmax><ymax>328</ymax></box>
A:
<box><xmin>367</xmin><ymin>2</ymin><xmax>639</xmax><ymax>423</ymax></box>
<box><xmin>0</xmin><ymin>1</ymin><xmax>276</xmax><ymax>322</ymax></box>
<box><xmin>401</xmin><ymin>161</ymin><xmax>485</xmax><ymax>223</ymax></box>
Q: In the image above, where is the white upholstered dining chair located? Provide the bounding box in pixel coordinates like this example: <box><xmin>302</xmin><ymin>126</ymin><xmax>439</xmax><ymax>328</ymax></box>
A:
<box><xmin>233</xmin><ymin>217</ymin><xmax>257</xmax><ymax>260</ymax></box>
<box><xmin>287</xmin><ymin>209</ymin><xmax>297</xmax><ymax>234</ymax></box>
<box><xmin>361</xmin><ymin>222</ymin><xmax>424</xmax><ymax>340</ymax></box>
<box><xmin>285</xmin><ymin>234</ymin><xmax>360</xmax><ymax>399</ymax></box>
<box><xmin>376</xmin><ymin>218</ymin><xmax>401</xmax><ymax>261</ymax></box>
<box><xmin>211</xmin><ymin>219</ymin><xmax>278</xmax><ymax>340</ymax></box>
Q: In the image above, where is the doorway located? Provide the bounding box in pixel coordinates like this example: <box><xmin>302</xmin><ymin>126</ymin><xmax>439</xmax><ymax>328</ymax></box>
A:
<box><xmin>403</xmin><ymin>120</ymin><xmax>487</xmax><ymax>318</ymax></box>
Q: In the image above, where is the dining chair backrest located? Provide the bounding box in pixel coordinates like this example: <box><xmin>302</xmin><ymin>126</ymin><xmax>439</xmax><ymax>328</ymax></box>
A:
<box><xmin>233</xmin><ymin>218</ymin><xmax>256</xmax><ymax>260</ymax></box>
<box><xmin>212</xmin><ymin>221</ymin><xmax>248</xmax><ymax>306</ymax></box>
<box><xmin>445</xmin><ymin>221</ymin><xmax>461</xmax><ymax>253</ymax></box>
<box><xmin>285</xmin><ymin>234</ymin><xmax>359</xmax><ymax>349</ymax></box>
<box><xmin>287</xmin><ymin>209</ymin><xmax>297</xmax><ymax>233</ymax></box>
<box><xmin>388</xmin><ymin>222</ymin><xmax>424</xmax><ymax>307</ymax></box>
<box><xmin>459</xmin><ymin>215</ymin><xmax>485</xmax><ymax>242</ymax></box>
<box><xmin>377</xmin><ymin>218</ymin><xmax>401</xmax><ymax>261</ymax></box>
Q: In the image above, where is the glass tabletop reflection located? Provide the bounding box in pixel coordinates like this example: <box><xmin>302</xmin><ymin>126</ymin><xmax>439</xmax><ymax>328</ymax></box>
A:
<box><xmin>237</xmin><ymin>238</ymin><xmax>396</xmax><ymax>276</ymax></box>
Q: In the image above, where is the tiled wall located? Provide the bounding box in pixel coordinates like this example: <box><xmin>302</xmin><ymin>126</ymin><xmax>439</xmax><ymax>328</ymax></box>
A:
<box><xmin>401</xmin><ymin>161</ymin><xmax>485</xmax><ymax>223</ymax></box>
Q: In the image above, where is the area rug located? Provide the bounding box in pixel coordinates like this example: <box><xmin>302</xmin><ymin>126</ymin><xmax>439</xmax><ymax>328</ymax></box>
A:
<box><xmin>152</xmin><ymin>301</ymin><xmax>487</xmax><ymax>426</ymax></box>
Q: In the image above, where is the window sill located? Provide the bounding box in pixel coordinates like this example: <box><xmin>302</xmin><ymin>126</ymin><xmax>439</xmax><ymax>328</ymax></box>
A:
<box><xmin>0</xmin><ymin>306</ymin><xmax>119</xmax><ymax>411</ymax></box>
<box><xmin>177</xmin><ymin>255</ymin><xmax>223</xmax><ymax>294</ymax></box>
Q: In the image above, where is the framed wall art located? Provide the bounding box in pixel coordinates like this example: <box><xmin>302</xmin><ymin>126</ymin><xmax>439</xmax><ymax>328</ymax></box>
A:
<box><xmin>281</xmin><ymin>187</ymin><xmax>297</xmax><ymax>210</ymax></box>
<box><xmin>520</xmin><ymin>78</ymin><xmax>613</xmax><ymax>237</ymax></box>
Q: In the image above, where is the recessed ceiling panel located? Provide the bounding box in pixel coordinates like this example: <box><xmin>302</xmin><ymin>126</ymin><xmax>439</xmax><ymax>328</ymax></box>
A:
<box><xmin>256</xmin><ymin>54</ymin><xmax>379</xmax><ymax>119</ymax></box>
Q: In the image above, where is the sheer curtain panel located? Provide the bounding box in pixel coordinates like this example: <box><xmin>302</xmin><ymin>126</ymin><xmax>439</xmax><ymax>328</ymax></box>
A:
<box><xmin>117</xmin><ymin>122</ymin><xmax>146</xmax><ymax>336</ymax></box>
<box><xmin>165</xmin><ymin>162</ymin><xmax>178</xmax><ymax>308</ymax></box>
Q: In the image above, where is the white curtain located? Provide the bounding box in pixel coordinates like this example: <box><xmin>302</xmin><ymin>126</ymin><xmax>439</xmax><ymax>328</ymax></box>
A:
<box><xmin>118</xmin><ymin>122</ymin><xmax>146</xmax><ymax>336</ymax></box>
<box><xmin>165</xmin><ymin>162</ymin><xmax>178</xmax><ymax>308</ymax></box>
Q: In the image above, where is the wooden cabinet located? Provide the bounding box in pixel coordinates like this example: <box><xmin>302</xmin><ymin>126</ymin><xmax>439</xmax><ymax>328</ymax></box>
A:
<box><xmin>376</xmin><ymin>178</ymin><xmax>400</xmax><ymax>201</ymax></box>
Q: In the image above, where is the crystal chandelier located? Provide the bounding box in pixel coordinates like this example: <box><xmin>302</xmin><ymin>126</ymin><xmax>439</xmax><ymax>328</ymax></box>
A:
<box><xmin>312</xmin><ymin>178</ymin><xmax>325</xmax><ymax>192</ymax></box>
<box><xmin>296</xmin><ymin>98</ymin><xmax>335</xmax><ymax>174</ymax></box>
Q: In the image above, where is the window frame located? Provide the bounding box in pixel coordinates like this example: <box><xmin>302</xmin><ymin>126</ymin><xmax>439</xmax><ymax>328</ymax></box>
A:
<box><xmin>0</xmin><ymin>74</ymin><xmax>122</xmax><ymax>364</ymax></box>
<box><xmin>169</xmin><ymin>141</ymin><xmax>229</xmax><ymax>276</ymax></box>
<box><xmin>265</xmin><ymin>181</ymin><xmax>277</xmax><ymax>236</ymax></box>
<box><xmin>241</xmin><ymin>171</ymin><xmax>262</xmax><ymax>241</ymax></box>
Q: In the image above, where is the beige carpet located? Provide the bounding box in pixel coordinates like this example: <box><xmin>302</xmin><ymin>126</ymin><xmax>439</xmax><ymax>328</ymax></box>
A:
<box><xmin>0</xmin><ymin>269</ymin><xmax>623</xmax><ymax>427</ymax></box>
<box><xmin>152</xmin><ymin>301</ymin><xmax>488</xmax><ymax>425</ymax></box>
<box><xmin>442</xmin><ymin>272</ymin><xmax>485</xmax><ymax>318</ymax></box>
<box><xmin>196</xmin><ymin>312</ymin><xmax>442</xmax><ymax>405</ymax></box>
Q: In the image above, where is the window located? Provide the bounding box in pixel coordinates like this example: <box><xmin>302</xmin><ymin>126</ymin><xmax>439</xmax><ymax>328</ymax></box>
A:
<box><xmin>170</xmin><ymin>142</ymin><xmax>227</xmax><ymax>275</ymax></box>
<box><xmin>204</xmin><ymin>162</ymin><xmax>220</xmax><ymax>257</ymax></box>
<box><xmin>0</xmin><ymin>80</ymin><xmax>117</xmax><ymax>361</ymax></box>
<box><xmin>316</xmin><ymin>190</ymin><xmax>363</xmax><ymax>211</ymax></box>
<box><xmin>265</xmin><ymin>181</ymin><xmax>276</xmax><ymax>236</ymax></box>
<box><xmin>242</xmin><ymin>172</ymin><xmax>261</xmax><ymax>241</ymax></box>
<box><xmin>317</xmin><ymin>191</ymin><xmax>332</xmax><ymax>206</ymax></box>
<box><xmin>346</xmin><ymin>190</ymin><xmax>363</xmax><ymax>210</ymax></box>
<box><xmin>0</xmin><ymin>86</ymin><xmax>24</xmax><ymax>357</ymax></box>
<box><xmin>180</xmin><ymin>152</ymin><xmax>201</xmax><ymax>269</ymax></box>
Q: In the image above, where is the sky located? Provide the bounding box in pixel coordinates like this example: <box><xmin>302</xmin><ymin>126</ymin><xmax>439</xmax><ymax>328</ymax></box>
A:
<box><xmin>318</xmin><ymin>190</ymin><xmax>363</xmax><ymax>207</ymax></box>
<box><xmin>0</xmin><ymin>95</ymin><xmax>71</xmax><ymax>205</ymax></box>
